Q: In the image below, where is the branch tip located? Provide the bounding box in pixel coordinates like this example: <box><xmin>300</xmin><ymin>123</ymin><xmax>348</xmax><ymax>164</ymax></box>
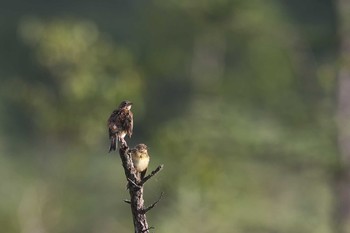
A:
<box><xmin>124</xmin><ymin>199</ymin><xmax>131</xmax><ymax>204</ymax></box>
<box><xmin>142</xmin><ymin>192</ymin><xmax>164</xmax><ymax>214</ymax></box>
<box><xmin>141</xmin><ymin>164</ymin><xmax>164</xmax><ymax>185</ymax></box>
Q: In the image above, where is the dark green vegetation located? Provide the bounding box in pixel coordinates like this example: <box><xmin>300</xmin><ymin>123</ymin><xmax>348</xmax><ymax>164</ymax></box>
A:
<box><xmin>0</xmin><ymin>1</ymin><xmax>342</xmax><ymax>232</ymax></box>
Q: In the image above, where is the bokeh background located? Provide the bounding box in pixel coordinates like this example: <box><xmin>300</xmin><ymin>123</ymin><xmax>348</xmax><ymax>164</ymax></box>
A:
<box><xmin>1</xmin><ymin>0</ymin><xmax>349</xmax><ymax>233</ymax></box>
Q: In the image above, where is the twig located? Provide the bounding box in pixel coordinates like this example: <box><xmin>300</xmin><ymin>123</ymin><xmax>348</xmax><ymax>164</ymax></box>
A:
<box><xmin>124</xmin><ymin>199</ymin><xmax>131</xmax><ymax>204</ymax></box>
<box><xmin>141</xmin><ymin>192</ymin><xmax>164</xmax><ymax>214</ymax></box>
<box><xmin>142</xmin><ymin>227</ymin><xmax>155</xmax><ymax>232</ymax></box>
<box><xmin>140</xmin><ymin>164</ymin><xmax>164</xmax><ymax>185</ymax></box>
<box><xmin>128</xmin><ymin>178</ymin><xmax>141</xmax><ymax>189</ymax></box>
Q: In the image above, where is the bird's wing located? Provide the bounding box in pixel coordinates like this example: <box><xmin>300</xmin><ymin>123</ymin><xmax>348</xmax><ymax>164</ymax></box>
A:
<box><xmin>127</xmin><ymin>111</ymin><xmax>133</xmax><ymax>137</ymax></box>
<box><xmin>108</xmin><ymin>110</ymin><xmax>119</xmax><ymax>135</ymax></box>
<box><xmin>116</xmin><ymin>109</ymin><xmax>133</xmax><ymax>137</ymax></box>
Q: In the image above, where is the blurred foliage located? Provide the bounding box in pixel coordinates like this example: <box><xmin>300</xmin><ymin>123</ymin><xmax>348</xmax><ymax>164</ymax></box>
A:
<box><xmin>0</xmin><ymin>0</ymin><xmax>340</xmax><ymax>233</ymax></box>
<box><xmin>5</xmin><ymin>18</ymin><xmax>144</xmax><ymax>145</ymax></box>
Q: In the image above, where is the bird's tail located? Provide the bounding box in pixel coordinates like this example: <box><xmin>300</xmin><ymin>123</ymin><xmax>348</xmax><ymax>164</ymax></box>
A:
<box><xmin>109</xmin><ymin>135</ymin><xmax>117</xmax><ymax>152</ymax></box>
<box><xmin>140</xmin><ymin>169</ymin><xmax>147</xmax><ymax>180</ymax></box>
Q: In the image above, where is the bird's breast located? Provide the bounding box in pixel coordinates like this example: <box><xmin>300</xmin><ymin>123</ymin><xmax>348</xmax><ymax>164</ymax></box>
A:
<box><xmin>133</xmin><ymin>156</ymin><xmax>150</xmax><ymax>172</ymax></box>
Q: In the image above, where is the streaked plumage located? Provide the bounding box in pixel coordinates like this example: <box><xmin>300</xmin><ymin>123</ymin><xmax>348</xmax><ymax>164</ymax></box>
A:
<box><xmin>108</xmin><ymin>100</ymin><xmax>133</xmax><ymax>152</ymax></box>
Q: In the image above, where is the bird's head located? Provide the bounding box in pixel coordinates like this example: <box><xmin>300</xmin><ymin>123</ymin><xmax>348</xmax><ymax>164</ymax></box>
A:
<box><xmin>119</xmin><ymin>100</ymin><xmax>133</xmax><ymax>110</ymax></box>
<box><xmin>135</xmin><ymin>143</ymin><xmax>148</xmax><ymax>153</ymax></box>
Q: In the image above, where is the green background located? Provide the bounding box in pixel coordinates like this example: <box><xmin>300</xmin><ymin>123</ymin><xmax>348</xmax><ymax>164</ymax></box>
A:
<box><xmin>0</xmin><ymin>1</ymin><xmax>340</xmax><ymax>232</ymax></box>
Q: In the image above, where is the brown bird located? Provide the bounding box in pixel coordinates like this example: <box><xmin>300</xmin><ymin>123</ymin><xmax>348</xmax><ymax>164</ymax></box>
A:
<box><xmin>130</xmin><ymin>144</ymin><xmax>150</xmax><ymax>180</ymax></box>
<box><xmin>108</xmin><ymin>100</ymin><xmax>133</xmax><ymax>152</ymax></box>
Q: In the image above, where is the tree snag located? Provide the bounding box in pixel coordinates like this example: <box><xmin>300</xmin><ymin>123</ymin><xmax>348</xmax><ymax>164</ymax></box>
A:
<box><xmin>117</xmin><ymin>138</ymin><xmax>163</xmax><ymax>233</ymax></box>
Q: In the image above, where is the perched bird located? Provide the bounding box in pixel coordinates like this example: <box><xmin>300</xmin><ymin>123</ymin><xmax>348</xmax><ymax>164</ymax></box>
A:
<box><xmin>130</xmin><ymin>144</ymin><xmax>150</xmax><ymax>180</ymax></box>
<box><xmin>108</xmin><ymin>100</ymin><xmax>133</xmax><ymax>152</ymax></box>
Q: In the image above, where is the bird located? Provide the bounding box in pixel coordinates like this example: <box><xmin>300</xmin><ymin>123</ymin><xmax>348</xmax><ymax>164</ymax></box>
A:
<box><xmin>130</xmin><ymin>144</ymin><xmax>150</xmax><ymax>180</ymax></box>
<box><xmin>107</xmin><ymin>100</ymin><xmax>133</xmax><ymax>152</ymax></box>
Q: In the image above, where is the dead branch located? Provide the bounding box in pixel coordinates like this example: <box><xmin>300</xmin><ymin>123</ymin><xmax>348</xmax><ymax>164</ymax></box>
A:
<box><xmin>141</xmin><ymin>192</ymin><xmax>164</xmax><ymax>214</ymax></box>
<box><xmin>140</xmin><ymin>165</ymin><xmax>164</xmax><ymax>186</ymax></box>
<box><xmin>116</xmin><ymin>137</ymin><xmax>163</xmax><ymax>233</ymax></box>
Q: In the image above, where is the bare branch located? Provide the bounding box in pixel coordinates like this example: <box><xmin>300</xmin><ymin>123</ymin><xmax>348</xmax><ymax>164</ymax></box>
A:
<box><xmin>142</xmin><ymin>227</ymin><xmax>155</xmax><ymax>232</ymax></box>
<box><xmin>127</xmin><ymin>178</ymin><xmax>141</xmax><ymax>189</ymax></box>
<box><xmin>124</xmin><ymin>199</ymin><xmax>131</xmax><ymax>204</ymax></box>
<box><xmin>140</xmin><ymin>164</ymin><xmax>164</xmax><ymax>185</ymax></box>
<box><xmin>141</xmin><ymin>192</ymin><xmax>164</xmax><ymax>214</ymax></box>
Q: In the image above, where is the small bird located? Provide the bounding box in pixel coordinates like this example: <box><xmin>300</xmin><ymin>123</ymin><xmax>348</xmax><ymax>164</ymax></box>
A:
<box><xmin>130</xmin><ymin>144</ymin><xmax>150</xmax><ymax>180</ymax></box>
<box><xmin>108</xmin><ymin>100</ymin><xmax>133</xmax><ymax>152</ymax></box>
